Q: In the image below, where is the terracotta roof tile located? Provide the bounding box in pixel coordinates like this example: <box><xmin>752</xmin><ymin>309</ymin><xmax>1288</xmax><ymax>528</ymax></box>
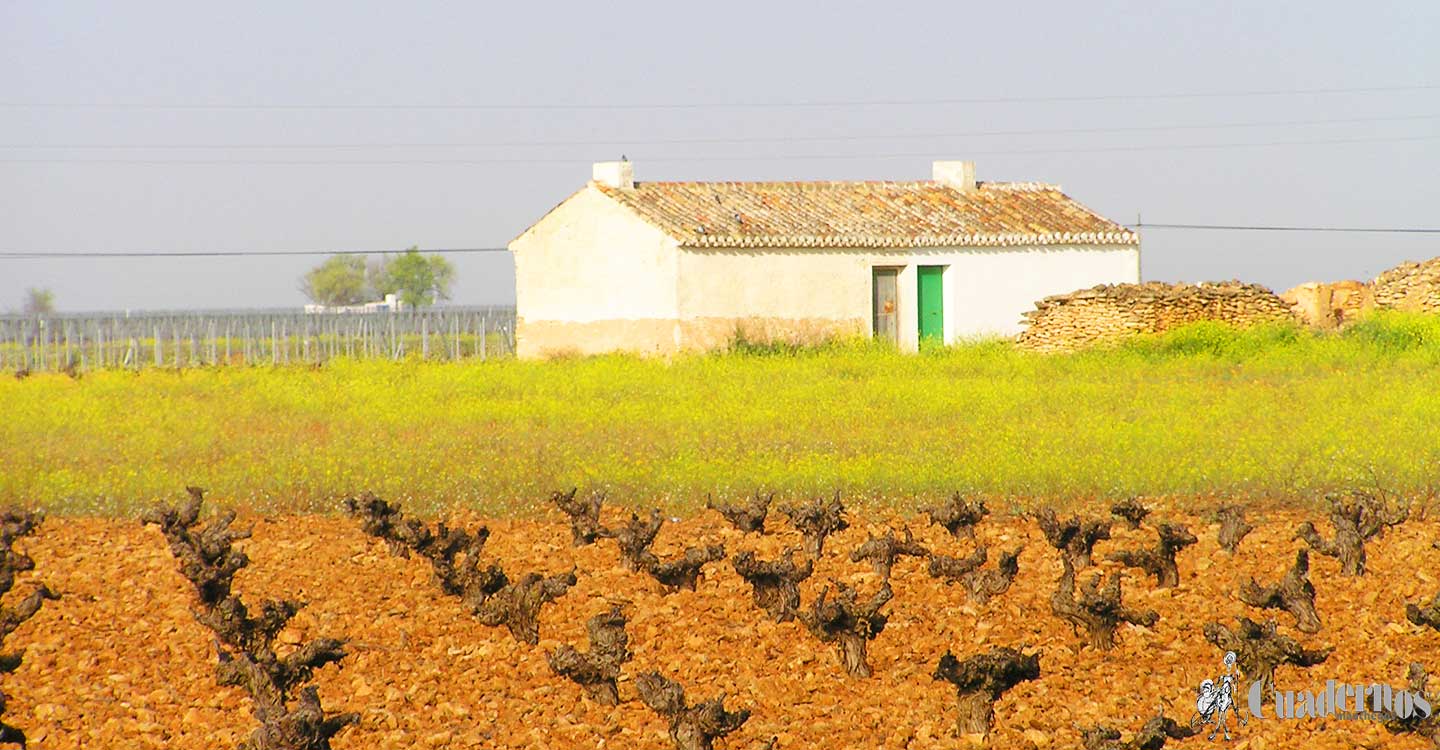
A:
<box><xmin>594</xmin><ymin>180</ymin><xmax>1136</xmax><ymax>249</ymax></box>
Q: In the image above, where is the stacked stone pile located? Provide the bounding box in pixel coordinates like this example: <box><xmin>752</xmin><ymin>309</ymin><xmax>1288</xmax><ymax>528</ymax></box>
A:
<box><xmin>1017</xmin><ymin>281</ymin><xmax>1293</xmax><ymax>352</ymax></box>
<box><xmin>1371</xmin><ymin>257</ymin><xmax>1440</xmax><ymax>313</ymax></box>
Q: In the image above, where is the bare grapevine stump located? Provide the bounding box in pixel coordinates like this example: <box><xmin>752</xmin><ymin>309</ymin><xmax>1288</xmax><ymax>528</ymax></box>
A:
<box><xmin>1384</xmin><ymin>663</ymin><xmax>1439</xmax><ymax>747</ymax></box>
<box><xmin>1408</xmin><ymin>593</ymin><xmax>1440</xmax><ymax>632</ymax></box>
<box><xmin>1295</xmin><ymin>490</ymin><xmax>1408</xmax><ymax>576</ymax></box>
<box><xmin>732</xmin><ymin>549</ymin><xmax>813</xmax><ymax>622</ymax></box>
<box><xmin>927</xmin><ymin>546</ymin><xmax>986</xmax><ymax>581</ymax></box>
<box><xmin>641</xmin><ymin>545</ymin><xmax>727</xmax><ymax>592</ymax></box>
<box><xmin>707</xmin><ymin>492</ymin><xmax>772</xmax><ymax>534</ymax></box>
<box><xmin>929</xmin><ymin>547</ymin><xmax>1021</xmax><ymax>605</ymax></box>
<box><xmin>1215</xmin><ymin>504</ymin><xmax>1255</xmax><ymax>554</ymax></box>
<box><xmin>0</xmin><ymin>508</ymin><xmax>56</xmax><ymax>747</ymax></box>
<box><xmin>1239</xmin><ymin>549</ymin><xmax>1322</xmax><ymax>633</ymax></box>
<box><xmin>1050</xmin><ymin>559</ymin><xmax>1157</xmax><ymax>650</ymax></box>
<box><xmin>798</xmin><ymin>580</ymin><xmax>892</xmax><ymax>678</ymax></box>
<box><xmin>922</xmin><ymin>494</ymin><xmax>989</xmax><ymax>539</ymax></box>
<box><xmin>1202</xmin><ymin>617</ymin><xmax>1331</xmax><ymax>693</ymax></box>
<box><xmin>1082</xmin><ymin>710</ymin><xmax>1196</xmax><ymax>750</ymax></box>
<box><xmin>850</xmin><ymin>527</ymin><xmax>928</xmax><ymax>579</ymax></box>
<box><xmin>932</xmin><ymin>647</ymin><xmax>1040</xmax><ymax>736</ymax></box>
<box><xmin>611</xmin><ymin>510</ymin><xmax>665</xmax><ymax>571</ymax></box>
<box><xmin>343</xmin><ymin>494</ymin><xmax>507</xmax><ymax>611</ymax></box>
<box><xmin>780</xmin><ymin>493</ymin><xmax>849</xmax><ymax>559</ymax></box>
<box><xmin>145</xmin><ymin>488</ymin><xmax>357</xmax><ymax>750</ymax></box>
<box><xmin>232</xmin><ymin>687</ymin><xmax>360</xmax><ymax>750</ymax></box>
<box><xmin>1035</xmin><ymin>508</ymin><xmax>1111</xmax><ymax>570</ymax></box>
<box><xmin>1110</xmin><ymin>498</ymin><xmax>1151</xmax><ymax>530</ymax></box>
<box><xmin>549</xmin><ymin>488</ymin><xmax>608</xmax><ymax>546</ymax></box>
<box><xmin>475</xmin><ymin>570</ymin><xmax>578</xmax><ymax>645</ymax></box>
<box><xmin>1105</xmin><ymin>523</ymin><xmax>1197</xmax><ymax>588</ymax></box>
<box><xmin>547</xmin><ymin>605</ymin><xmax>632</xmax><ymax>705</ymax></box>
<box><xmin>635</xmin><ymin>672</ymin><xmax>750</xmax><ymax>750</ymax></box>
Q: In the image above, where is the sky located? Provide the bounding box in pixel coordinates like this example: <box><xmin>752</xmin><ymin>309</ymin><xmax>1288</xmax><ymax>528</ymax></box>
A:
<box><xmin>1</xmin><ymin>1</ymin><xmax>1436</xmax><ymax>312</ymax></box>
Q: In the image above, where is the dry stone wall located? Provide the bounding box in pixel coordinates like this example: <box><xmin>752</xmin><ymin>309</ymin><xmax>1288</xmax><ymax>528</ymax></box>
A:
<box><xmin>1016</xmin><ymin>281</ymin><xmax>1294</xmax><ymax>352</ymax></box>
<box><xmin>1371</xmin><ymin>257</ymin><xmax>1440</xmax><ymax>313</ymax></box>
<box><xmin>1280</xmin><ymin>281</ymin><xmax>1374</xmax><ymax>330</ymax></box>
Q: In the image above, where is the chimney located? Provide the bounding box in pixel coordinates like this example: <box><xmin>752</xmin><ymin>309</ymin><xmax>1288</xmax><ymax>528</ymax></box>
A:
<box><xmin>932</xmin><ymin>160</ymin><xmax>976</xmax><ymax>192</ymax></box>
<box><xmin>592</xmin><ymin>160</ymin><xmax>634</xmax><ymax>189</ymax></box>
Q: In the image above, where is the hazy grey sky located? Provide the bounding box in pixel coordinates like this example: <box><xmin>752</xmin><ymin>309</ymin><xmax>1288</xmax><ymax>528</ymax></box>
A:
<box><xmin>2</xmin><ymin>1</ymin><xmax>1436</xmax><ymax>312</ymax></box>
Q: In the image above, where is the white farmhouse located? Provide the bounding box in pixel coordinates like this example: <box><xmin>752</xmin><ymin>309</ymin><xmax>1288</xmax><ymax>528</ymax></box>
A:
<box><xmin>509</xmin><ymin>160</ymin><xmax>1138</xmax><ymax>358</ymax></box>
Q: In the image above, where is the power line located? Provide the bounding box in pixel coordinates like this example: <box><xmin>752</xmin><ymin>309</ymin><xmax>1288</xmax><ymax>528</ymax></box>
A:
<box><xmin>0</xmin><ymin>247</ymin><xmax>508</xmax><ymax>259</ymax></box>
<box><xmin>1135</xmin><ymin>223</ymin><xmax>1440</xmax><ymax>234</ymax></box>
<box><xmin>6</xmin><ymin>224</ymin><xmax>1439</xmax><ymax>260</ymax></box>
<box><xmin>3</xmin><ymin>133</ymin><xmax>1436</xmax><ymax>165</ymax></box>
<box><xmin>3</xmin><ymin>113</ymin><xmax>1435</xmax><ymax>150</ymax></box>
<box><xmin>2</xmin><ymin>84</ymin><xmax>1434</xmax><ymax>111</ymax></box>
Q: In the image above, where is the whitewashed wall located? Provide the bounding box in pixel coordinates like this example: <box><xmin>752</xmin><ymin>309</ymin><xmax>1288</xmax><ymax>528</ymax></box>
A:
<box><xmin>509</xmin><ymin>185</ymin><xmax>681</xmax><ymax>357</ymax></box>
<box><xmin>677</xmin><ymin>244</ymin><xmax>1139</xmax><ymax>350</ymax></box>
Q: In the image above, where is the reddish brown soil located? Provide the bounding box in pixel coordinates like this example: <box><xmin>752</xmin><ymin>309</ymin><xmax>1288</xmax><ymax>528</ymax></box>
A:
<box><xmin>7</xmin><ymin>508</ymin><xmax>1439</xmax><ymax>748</ymax></box>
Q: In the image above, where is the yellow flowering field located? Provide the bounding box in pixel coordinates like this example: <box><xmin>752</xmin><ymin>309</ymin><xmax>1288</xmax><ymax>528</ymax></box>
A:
<box><xmin>3</xmin><ymin>315</ymin><xmax>1440</xmax><ymax>515</ymax></box>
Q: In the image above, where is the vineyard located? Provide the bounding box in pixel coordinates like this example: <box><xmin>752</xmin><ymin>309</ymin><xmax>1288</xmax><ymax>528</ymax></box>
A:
<box><xmin>0</xmin><ymin>308</ymin><xmax>516</xmax><ymax>374</ymax></box>
<box><xmin>3</xmin><ymin>489</ymin><xmax>1439</xmax><ymax>748</ymax></box>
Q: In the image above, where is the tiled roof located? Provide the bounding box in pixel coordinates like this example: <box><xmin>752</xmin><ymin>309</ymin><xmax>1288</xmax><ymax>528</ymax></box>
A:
<box><xmin>594</xmin><ymin>180</ymin><xmax>1137</xmax><ymax>249</ymax></box>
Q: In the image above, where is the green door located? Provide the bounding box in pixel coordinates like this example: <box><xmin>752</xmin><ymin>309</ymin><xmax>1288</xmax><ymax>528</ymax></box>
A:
<box><xmin>917</xmin><ymin>265</ymin><xmax>944</xmax><ymax>342</ymax></box>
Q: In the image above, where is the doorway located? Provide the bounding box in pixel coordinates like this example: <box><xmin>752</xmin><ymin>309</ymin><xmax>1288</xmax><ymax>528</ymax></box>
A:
<box><xmin>917</xmin><ymin>265</ymin><xmax>945</xmax><ymax>343</ymax></box>
<box><xmin>872</xmin><ymin>267</ymin><xmax>899</xmax><ymax>344</ymax></box>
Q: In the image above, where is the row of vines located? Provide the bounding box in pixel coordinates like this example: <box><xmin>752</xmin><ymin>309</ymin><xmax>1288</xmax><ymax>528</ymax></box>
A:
<box><xmin>2</xmin><ymin>489</ymin><xmax>1438</xmax><ymax>748</ymax></box>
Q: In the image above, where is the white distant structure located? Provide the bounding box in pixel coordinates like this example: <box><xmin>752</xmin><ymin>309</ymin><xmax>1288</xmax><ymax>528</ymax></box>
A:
<box><xmin>507</xmin><ymin>159</ymin><xmax>1139</xmax><ymax>358</ymax></box>
<box><xmin>304</xmin><ymin>293</ymin><xmax>406</xmax><ymax>314</ymax></box>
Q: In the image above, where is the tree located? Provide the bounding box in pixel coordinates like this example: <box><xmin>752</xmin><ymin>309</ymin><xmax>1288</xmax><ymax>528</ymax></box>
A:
<box><xmin>371</xmin><ymin>248</ymin><xmax>454</xmax><ymax>309</ymax></box>
<box><xmin>300</xmin><ymin>256</ymin><xmax>370</xmax><ymax>307</ymax></box>
<box><xmin>22</xmin><ymin>288</ymin><xmax>55</xmax><ymax>315</ymax></box>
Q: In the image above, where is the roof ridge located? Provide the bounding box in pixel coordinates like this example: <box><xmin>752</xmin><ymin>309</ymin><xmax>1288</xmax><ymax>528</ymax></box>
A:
<box><xmin>587</xmin><ymin>178</ymin><xmax>1133</xmax><ymax>249</ymax></box>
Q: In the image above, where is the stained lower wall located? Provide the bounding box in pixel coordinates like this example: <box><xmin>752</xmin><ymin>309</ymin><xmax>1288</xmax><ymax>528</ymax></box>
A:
<box><xmin>677</xmin><ymin>244</ymin><xmax>1139</xmax><ymax>351</ymax></box>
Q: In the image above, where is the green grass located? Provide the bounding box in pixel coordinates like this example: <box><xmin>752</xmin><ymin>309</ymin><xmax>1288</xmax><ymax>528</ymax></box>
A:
<box><xmin>4</xmin><ymin>313</ymin><xmax>1440</xmax><ymax>516</ymax></box>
